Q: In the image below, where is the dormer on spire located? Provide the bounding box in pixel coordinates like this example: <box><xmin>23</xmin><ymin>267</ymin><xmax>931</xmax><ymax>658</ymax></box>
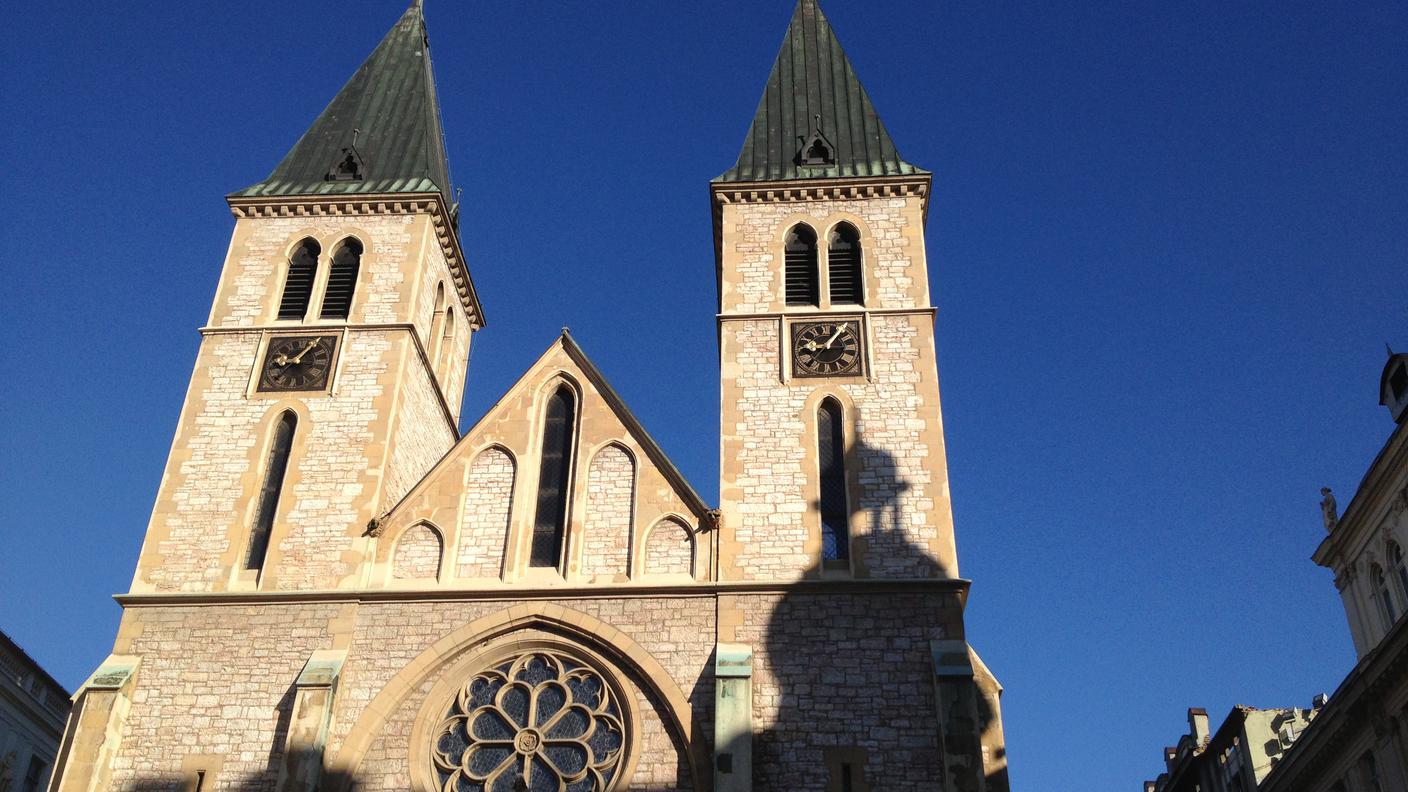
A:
<box><xmin>715</xmin><ymin>0</ymin><xmax>926</xmax><ymax>183</ymax></box>
<box><xmin>233</xmin><ymin>2</ymin><xmax>452</xmax><ymax>201</ymax></box>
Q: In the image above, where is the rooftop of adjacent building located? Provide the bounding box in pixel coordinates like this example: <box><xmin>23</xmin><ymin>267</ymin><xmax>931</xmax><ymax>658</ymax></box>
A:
<box><xmin>0</xmin><ymin>629</ymin><xmax>71</xmax><ymax>728</ymax></box>
<box><xmin>1144</xmin><ymin>703</ymin><xmax>1322</xmax><ymax>792</ymax></box>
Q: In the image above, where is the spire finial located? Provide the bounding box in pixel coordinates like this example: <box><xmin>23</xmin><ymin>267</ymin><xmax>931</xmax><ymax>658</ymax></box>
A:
<box><xmin>1389</xmin><ymin>343</ymin><xmax>1397</xmax><ymax>358</ymax></box>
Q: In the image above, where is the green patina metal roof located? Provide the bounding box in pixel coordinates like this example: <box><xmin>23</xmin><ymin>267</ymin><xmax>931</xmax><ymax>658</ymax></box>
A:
<box><xmin>233</xmin><ymin>1</ymin><xmax>452</xmax><ymax>200</ymax></box>
<box><xmin>715</xmin><ymin>0</ymin><xmax>926</xmax><ymax>184</ymax></box>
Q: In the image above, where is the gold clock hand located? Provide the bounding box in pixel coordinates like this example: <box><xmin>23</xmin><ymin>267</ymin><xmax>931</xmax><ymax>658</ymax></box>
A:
<box><xmin>824</xmin><ymin>326</ymin><xmax>846</xmax><ymax>349</ymax></box>
<box><xmin>290</xmin><ymin>339</ymin><xmax>320</xmax><ymax>365</ymax></box>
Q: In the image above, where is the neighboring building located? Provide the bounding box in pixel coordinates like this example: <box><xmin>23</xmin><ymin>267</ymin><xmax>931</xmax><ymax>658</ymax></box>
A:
<box><xmin>48</xmin><ymin>2</ymin><xmax>1009</xmax><ymax>791</ymax></box>
<box><xmin>0</xmin><ymin>631</ymin><xmax>69</xmax><ymax>792</ymax></box>
<box><xmin>1143</xmin><ymin>705</ymin><xmax>1317</xmax><ymax>792</ymax></box>
<box><xmin>1257</xmin><ymin>350</ymin><xmax>1408</xmax><ymax>792</ymax></box>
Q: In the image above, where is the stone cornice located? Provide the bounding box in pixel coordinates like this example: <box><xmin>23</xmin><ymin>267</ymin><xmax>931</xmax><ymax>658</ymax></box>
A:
<box><xmin>710</xmin><ymin>174</ymin><xmax>932</xmax><ymax>211</ymax></box>
<box><xmin>718</xmin><ymin>306</ymin><xmax>938</xmax><ymax>323</ymax></box>
<box><xmin>114</xmin><ymin>577</ymin><xmax>971</xmax><ymax>608</ymax></box>
<box><xmin>226</xmin><ymin>192</ymin><xmax>484</xmax><ymax>329</ymax></box>
<box><xmin>1314</xmin><ymin>420</ymin><xmax>1408</xmax><ymax>569</ymax></box>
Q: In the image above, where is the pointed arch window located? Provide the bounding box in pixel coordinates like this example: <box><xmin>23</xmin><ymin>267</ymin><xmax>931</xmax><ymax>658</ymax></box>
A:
<box><xmin>818</xmin><ymin>398</ymin><xmax>849</xmax><ymax>561</ymax></box>
<box><xmin>319</xmin><ymin>238</ymin><xmax>363</xmax><ymax>320</ymax></box>
<box><xmin>785</xmin><ymin>224</ymin><xmax>819</xmax><ymax>306</ymax></box>
<box><xmin>531</xmin><ymin>385</ymin><xmax>576</xmax><ymax>568</ymax></box>
<box><xmin>1372</xmin><ymin>564</ymin><xmax>1397</xmax><ymax>630</ymax></box>
<box><xmin>828</xmin><ymin>223</ymin><xmax>863</xmax><ymax>305</ymax></box>
<box><xmin>428</xmin><ymin>282</ymin><xmax>447</xmax><ymax>362</ymax></box>
<box><xmin>277</xmin><ymin>239</ymin><xmax>320</xmax><ymax>320</ymax></box>
<box><xmin>246</xmin><ymin>411</ymin><xmax>296</xmax><ymax>571</ymax></box>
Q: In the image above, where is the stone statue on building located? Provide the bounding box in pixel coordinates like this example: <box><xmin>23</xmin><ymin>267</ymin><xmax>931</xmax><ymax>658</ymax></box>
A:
<box><xmin>1320</xmin><ymin>487</ymin><xmax>1338</xmax><ymax>533</ymax></box>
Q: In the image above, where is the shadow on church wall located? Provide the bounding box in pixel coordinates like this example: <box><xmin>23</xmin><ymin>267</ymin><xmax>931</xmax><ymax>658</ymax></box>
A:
<box><xmin>749</xmin><ymin>422</ymin><xmax>1006</xmax><ymax>791</ymax></box>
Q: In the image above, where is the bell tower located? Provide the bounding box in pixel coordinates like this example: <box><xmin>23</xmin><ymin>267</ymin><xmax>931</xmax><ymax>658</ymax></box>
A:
<box><xmin>713</xmin><ymin>0</ymin><xmax>955</xmax><ymax>583</ymax></box>
<box><xmin>128</xmin><ymin>2</ymin><xmax>483</xmax><ymax>594</ymax></box>
<box><xmin>712</xmin><ymin>2</ymin><xmax>1010</xmax><ymax>788</ymax></box>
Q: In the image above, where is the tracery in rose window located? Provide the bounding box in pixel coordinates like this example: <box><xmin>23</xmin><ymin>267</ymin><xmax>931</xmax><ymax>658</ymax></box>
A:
<box><xmin>433</xmin><ymin>651</ymin><xmax>627</xmax><ymax>792</ymax></box>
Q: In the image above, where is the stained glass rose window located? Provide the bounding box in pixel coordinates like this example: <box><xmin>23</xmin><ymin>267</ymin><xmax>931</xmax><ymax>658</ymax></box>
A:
<box><xmin>433</xmin><ymin>651</ymin><xmax>627</xmax><ymax>792</ymax></box>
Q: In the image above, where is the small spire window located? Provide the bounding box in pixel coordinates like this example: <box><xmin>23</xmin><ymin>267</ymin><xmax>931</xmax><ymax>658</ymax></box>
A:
<box><xmin>531</xmin><ymin>385</ymin><xmax>577</xmax><ymax>568</ymax></box>
<box><xmin>319</xmin><ymin>238</ymin><xmax>362</xmax><ymax>320</ymax></box>
<box><xmin>828</xmin><ymin>223</ymin><xmax>863</xmax><ymax>305</ymax></box>
<box><xmin>246</xmin><ymin>411</ymin><xmax>297</xmax><ymax>572</ymax></box>
<box><xmin>277</xmin><ymin>239</ymin><xmax>320</xmax><ymax>320</ymax></box>
<box><xmin>818</xmin><ymin>398</ymin><xmax>849</xmax><ymax>561</ymax></box>
<box><xmin>785</xmin><ymin>224</ymin><xmax>819</xmax><ymax>306</ymax></box>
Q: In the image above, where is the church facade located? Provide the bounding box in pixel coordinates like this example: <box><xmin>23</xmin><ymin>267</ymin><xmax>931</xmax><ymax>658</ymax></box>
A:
<box><xmin>50</xmin><ymin>3</ymin><xmax>1008</xmax><ymax>791</ymax></box>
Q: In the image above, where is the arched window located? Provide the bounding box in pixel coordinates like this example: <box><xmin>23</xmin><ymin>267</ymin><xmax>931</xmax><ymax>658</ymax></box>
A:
<box><xmin>277</xmin><ymin>239</ymin><xmax>320</xmax><ymax>320</ymax></box>
<box><xmin>439</xmin><ymin>310</ymin><xmax>455</xmax><ymax>374</ymax></box>
<box><xmin>246</xmin><ymin>411</ymin><xmax>296</xmax><ymax>571</ymax></box>
<box><xmin>1372</xmin><ymin>565</ymin><xmax>1397</xmax><ymax>629</ymax></box>
<box><xmin>818</xmin><ymin>398</ymin><xmax>849</xmax><ymax>561</ymax></box>
<box><xmin>428</xmin><ymin>282</ymin><xmax>447</xmax><ymax>364</ymax></box>
<box><xmin>319</xmin><ymin>238</ymin><xmax>363</xmax><ymax>319</ymax></box>
<box><xmin>530</xmin><ymin>385</ymin><xmax>576</xmax><ymax>568</ymax></box>
<box><xmin>1393</xmin><ymin>543</ymin><xmax>1408</xmax><ymax>605</ymax></box>
<box><xmin>784</xmin><ymin>224</ymin><xmax>819</xmax><ymax>306</ymax></box>
<box><xmin>827</xmin><ymin>223</ymin><xmax>863</xmax><ymax>305</ymax></box>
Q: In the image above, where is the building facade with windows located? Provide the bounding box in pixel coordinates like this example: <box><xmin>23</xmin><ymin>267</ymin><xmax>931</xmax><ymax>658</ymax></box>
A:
<box><xmin>48</xmin><ymin>2</ymin><xmax>1009</xmax><ymax>791</ymax></box>
<box><xmin>1143</xmin><ymin>705</ymin><xmax>1317</xmax><ymax>792</ymax></box>
<box><xmin>1256</xmin><ymin>351</ymin><xmax>1408</xmax><ymax>792</ymax></box>
<box><xmin>1</xmin><ymin>631</ymin><xmax>69</xmax><ymax>792</ymax></box>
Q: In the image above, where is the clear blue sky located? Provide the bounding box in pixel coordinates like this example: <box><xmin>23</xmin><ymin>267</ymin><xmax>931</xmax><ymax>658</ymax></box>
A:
<box><xmin>1</xmin><ymin>1</ymin><xmax>1404</xmax><ymax>788</ymax></box>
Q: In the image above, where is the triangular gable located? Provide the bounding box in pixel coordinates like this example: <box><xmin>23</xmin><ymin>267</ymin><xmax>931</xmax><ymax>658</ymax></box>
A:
<box><xmin>379</xmin><ymin>331</ymin><xmax>711</xmax><ymax>532</ymax></box>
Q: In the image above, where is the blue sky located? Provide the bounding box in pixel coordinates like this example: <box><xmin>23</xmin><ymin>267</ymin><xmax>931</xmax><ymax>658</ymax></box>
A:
<box><xmin>1</xmin><ymin>1</ymin><xmax>1404</xmax><ymax>788</ymax></box>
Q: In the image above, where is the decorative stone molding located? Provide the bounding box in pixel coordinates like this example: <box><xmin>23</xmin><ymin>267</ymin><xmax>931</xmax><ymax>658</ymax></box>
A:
<box><xmin>711</xmin><ymin>177</ymin><xmax>931</xmax><ymax>208</ymax></box>
<box><xmin>276</xmin><ymin>650</ymin><xmax>346</xmax><ymax>792</ymax></box>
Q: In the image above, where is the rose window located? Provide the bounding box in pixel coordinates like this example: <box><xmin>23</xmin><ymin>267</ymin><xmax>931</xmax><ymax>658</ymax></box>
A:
<box><xmin>433</xmin><ymin>651</ymin><xmax>627</xmax><ymax>792</ymax></box>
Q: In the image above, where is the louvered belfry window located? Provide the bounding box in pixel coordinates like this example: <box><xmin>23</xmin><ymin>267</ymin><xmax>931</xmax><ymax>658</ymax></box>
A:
<box><xmin>785</xmin><ymin>224</ymin><xmax>820</xmax><ymax>306</ymax></box>
<box><xmin>319</xmin><ymin>238</ymin><xmax>363</xmax><ymax>319</ymax></box>
<box><xmin>246</xmin><ymin>411</ymin><xmax>297</xmax><ymax>571</ymax></box>
<box><xmin>277</xmin><ymin>239</ymin><xmax>321</xmax><ymax>320</ymax></box>
<box><xmin>828</xmin><ymin>223</ymin><xmax>863</xmax><ymax>304</ymax></box>
<box><xmin>818</xmin><ymin>398</ymin><xmax>850</xmax><ymax>561</ymax></box>
<box><xmin>531</xmin><ymin>385</ymin><xmax>577</xmax><ymax>568</ymax></box>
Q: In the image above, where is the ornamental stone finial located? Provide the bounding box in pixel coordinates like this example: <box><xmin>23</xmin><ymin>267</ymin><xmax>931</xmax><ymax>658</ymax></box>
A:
<box><xmin>1320</xmin><ymin>488</ymin><xmax>1338</xmax><ymax>533</ymax></box>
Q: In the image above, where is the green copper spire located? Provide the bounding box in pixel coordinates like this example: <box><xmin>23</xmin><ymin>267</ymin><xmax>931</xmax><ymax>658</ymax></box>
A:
<box><xmin>233</xmin><ymin>2</ymin><xmax>452</xmax><ymax>200</ymax></box>
<box><xmin>715</xmin><ymin>0</ymin><xmax>926</xmax><ymax>183</ymax></box>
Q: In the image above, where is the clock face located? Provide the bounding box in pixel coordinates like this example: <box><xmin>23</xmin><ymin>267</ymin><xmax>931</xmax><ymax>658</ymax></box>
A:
<box><xmin>257</xmin><ymin>335</ymin><xmax>338</xmax><ymax>392</ymax></box>
<box><xmin>791</xmin><ymin>320</ymin><xmax>862</xmax><ymax>377</ymax></box>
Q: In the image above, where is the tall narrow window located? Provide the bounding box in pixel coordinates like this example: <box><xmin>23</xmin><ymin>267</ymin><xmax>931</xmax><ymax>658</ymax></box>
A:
<box><xmin>1392</xmin><ymin>543</ymin><xmax>1408</xmax><ymax>604</ymax></box>
<box><xmin>785</xmin><ymin>224</ymin><xmax>819</xmax><ymax>306</ymax></box>
<box><xmin>531</xmin><ymin>385</ymin><xmax>576</xmax><ymax>568</ymax></box>
<box><xmin>818</xmin><ymin>398</ymin><xmax>849</xmax><ymax>561</ymax></box>
<box><xmin>1372</xmin><ymin>565</ymin><xmax>1397</xmax><ymax>629</ymax></box>
<box><xmin>277</xmin><ymin>238</ymin><xmax>320</xmax><ymax>320</ymax></box>
<box><xmin>827</xmin><ymin>223</ymin><xmax>863</xmax><ymax>305</ymax></box>
<box><xmin>428</xmin><ymin>282</ymin><xmax>447</xmax><ymax>363</ymax></box>
<box><xmin>246</xmin><ymin>411</ymin><xmax>296</xmax><ymax>571</ymax></box>
<box><xmin>319</xmin><ymin>238</ymin><xmax>363</xmax><ymax>319</ymax></box>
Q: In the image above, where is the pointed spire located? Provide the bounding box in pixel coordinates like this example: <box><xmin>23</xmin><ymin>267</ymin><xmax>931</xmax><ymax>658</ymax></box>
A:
<box><xmin>715</xmin><ymin>0</ymin><xmax>926</xmax><ymax>183</ymax></box>
<box><xmin>234</xmin><ymin>3</ymin><xmax>452</xmax><ymax>200</ymax></box>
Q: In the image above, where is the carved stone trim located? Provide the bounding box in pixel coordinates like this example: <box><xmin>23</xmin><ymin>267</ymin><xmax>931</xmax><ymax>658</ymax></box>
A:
<box><xmin>711</xmin><ymin>177</ymin><xmax>931</xmax><ymax>206</ymax></box>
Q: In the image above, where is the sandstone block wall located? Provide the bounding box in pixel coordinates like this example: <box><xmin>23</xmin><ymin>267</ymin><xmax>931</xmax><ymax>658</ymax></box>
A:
<box><xmin>583</xmin><ymin>445</ymin><xmax>635</xmax><ymax>582</ymax></box>
<box><xmin>717</xmin><ymin>195</ymin><xmax>958</xmax><ymax>582</ymax></box>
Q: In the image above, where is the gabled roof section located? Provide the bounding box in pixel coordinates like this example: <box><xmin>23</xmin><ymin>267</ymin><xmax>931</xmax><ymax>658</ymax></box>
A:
<box><xmin>232</xmin><ymin>1</ymin><xmax>453</xmax><ymax>200</ymax></box>
<box><xmin>715</xmin><ymin>0</ymin><xmax>927</xmax><ymax>184</ymax></box>
<box><xmin>556</xmin><ymin>332</ymin><xmax>712</xmax><ymax>519</ymax></box>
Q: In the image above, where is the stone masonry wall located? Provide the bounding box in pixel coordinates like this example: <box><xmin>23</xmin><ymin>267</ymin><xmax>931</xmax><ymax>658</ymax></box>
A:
<box><xmin>382</xmin><ymin>354</ymin><xmax>456</xmax><ymax>510</ymax></box>
<box><xmin>718</xmin><ymin>195</ymin><xmax>958</xmax><ymax>582</ymax></box>
<box><xmin>726</xmin><ymin>590</ymin><xmax>965</xmax><ymax>792</ymax></box>
<box><xmin>583</xmin><ymin>445</ymin><xmax>635</xmax><ymax>582</ymax></box>
<box><xmin>645</xmin><ymin>519</ymin><xmax>693</xmax><ymax>578</ymax></box>
<box><xmin>392</xmin><ymin>524</ymin><xmax>442</xmax><ymax>580</ymax></box>
<box><xmin>456</xmin><ymin>447</ymin><xmax>515</xmax><ymax>580</ymax></box>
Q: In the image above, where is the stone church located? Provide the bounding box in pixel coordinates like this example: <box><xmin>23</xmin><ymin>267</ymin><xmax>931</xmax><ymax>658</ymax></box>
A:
<box><xmin>50</xmin><ymin>2</ymin><xmax>1008</xmax><ymax>790</ymax></box>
